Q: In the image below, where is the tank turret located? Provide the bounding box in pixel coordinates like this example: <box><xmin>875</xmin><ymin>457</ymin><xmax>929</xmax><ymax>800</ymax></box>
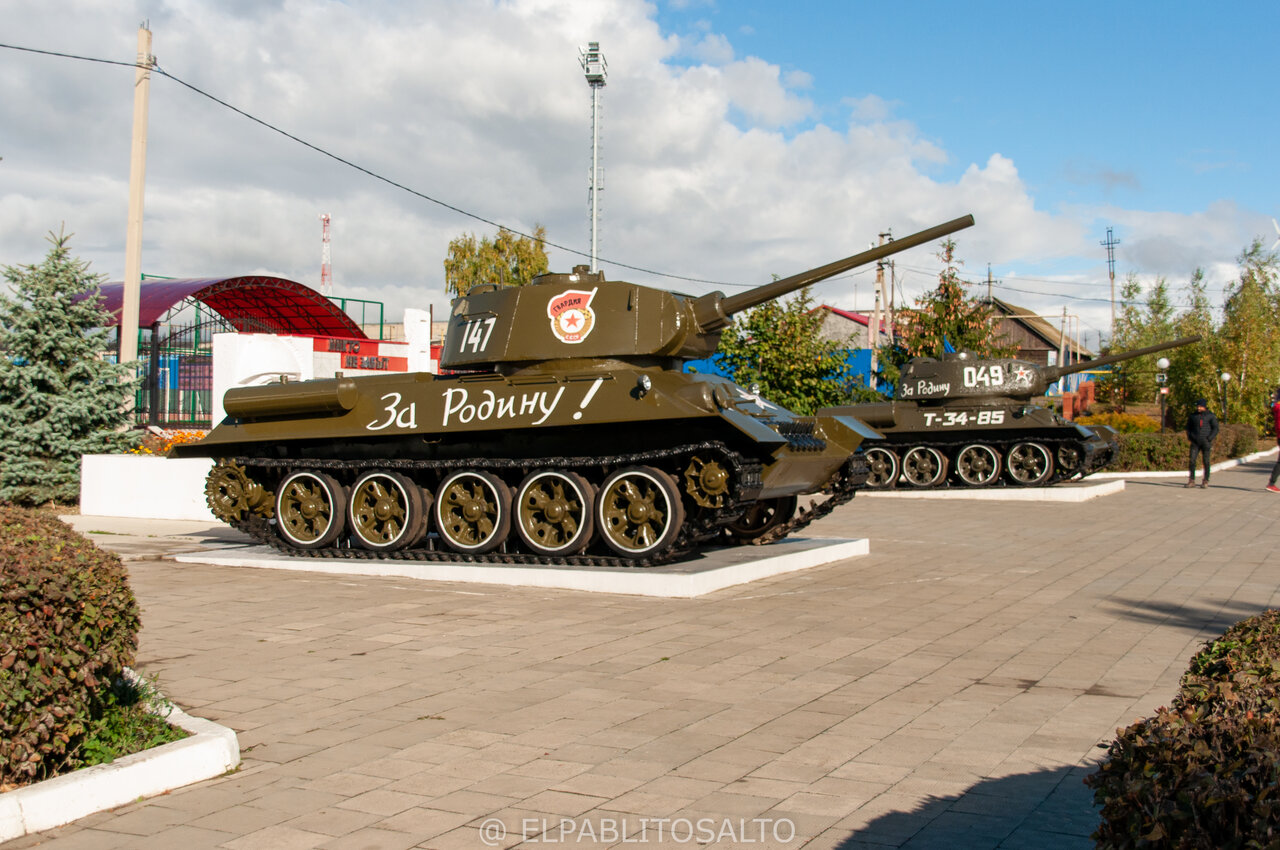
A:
<box><xmin>896</xmin><ymin>335</ymin><xmax>1203</xmax><ymax>402</ymax></box>
<box><xmin>178</xmin><ymin>214</ymin><xmax>977</xmax><ymax>563</ymax></box>
<box><xmin>442</xmin><ymin>215</ymin><xmax>975</xmax><ymax>372</ymax></box>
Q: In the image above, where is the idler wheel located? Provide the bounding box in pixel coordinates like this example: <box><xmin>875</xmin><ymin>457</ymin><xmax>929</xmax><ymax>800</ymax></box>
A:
<box><xmin>514</xmin><ymin>470</ymin><xmax>595</xmax><ymax>556</ymax></box>
<box><xmin>275</xmin><ymin>470</ymin><xmax>346</xmax><ymax>549</ymax></box>
<box><xmin>348</xmin><ymin>471</ymin><xmax>430</xmax><ymax>551</ymax></box>
<box><xmin>899</xmin><ymin>446</ymin><xmax>947</xmax><ymax>487</ymax></box>
<box><xmin>596</xmin><ymin>466</ymin><xmax>685</xmax><ymax>558</ymax></box>
<box><xmin>683</xmin><ymin>456</ymin><xmax>731</xmax><ymax>509</ymax></box>
<box><xmin>1006</xmin><ymin>442</ymin><xmax>1053</xmax><ymax>485</ymax></box>
<box><xmin>724</xmin><ymin>496</ymin><xmax>797</xmax><ymax>544</ymax></box>
<box><xmin>863</xmin><ymin>447</ymin><xmax>899</xmax><ymax>489</ymax></box>
<box><xmin>954</xmin><ymin>444</ymin><xmax>1001</xmax><ymax>486</ymax></box>
<box><xmin>435</xmin><ymin>471</ymin><xmax>512</xmax><ymax>554</ymax></box>
<box><xmin>1057</xmin><ymin>443</ymin><xmax>1084</xmax><ymax>475</ymax></box>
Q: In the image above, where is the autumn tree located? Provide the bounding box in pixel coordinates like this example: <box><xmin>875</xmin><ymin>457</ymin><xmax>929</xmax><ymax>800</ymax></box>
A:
<box><xmin>1166</xmin><ymin>268</ymin><xmax>1220</xmax><ymax>423</ymax></box>
<box><xmin>0</xmin><ymin>230</ymin><xmax>137</xmax><ymax>504</ymax></box>
<box><xmin>878</xmin><ymin>238</ymin><xmax>1015</xmax><ymax>386</ymax></box>
<box><xmin>1216</xmin><ymin>239</ymin><xmax>1280</xmax><ymax>428</ymax></box>
<box><xmin>713</xmin><ymin>286</ymin><xmax>868</xmax><ymax>415</ymax></box>
<box><xmin>443</xmin><ymin>225</ymin><xmax>549</xmax><ymax>296</ymax></box>
<box><xmin>1102</xmin><ymin>274</ymin><xmax>1176</xmax><ymax>408</ymax></box>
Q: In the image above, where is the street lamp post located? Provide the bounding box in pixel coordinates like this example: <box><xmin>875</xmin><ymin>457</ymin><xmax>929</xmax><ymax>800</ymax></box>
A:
<box><xmin>1220</xmin><ymin>371</ymin><xmax>1232</xmax><ymax>423</ymax></box>
<box><xmin>1156</xmin><ymin>357</ymin><xmax>1170</xmax><ymax>433</ymax></box>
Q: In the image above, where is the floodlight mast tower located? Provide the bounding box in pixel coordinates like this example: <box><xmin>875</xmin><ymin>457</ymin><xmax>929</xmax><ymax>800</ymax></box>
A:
<box><xmin>319</xmin><ymin>213</ymin><xmax>332</xmax><ymax>296</ymax></box>
<box><xmin>580</xmin><ymin>41</ymin><xmax>607</xmax><ymax>272</ymax></box>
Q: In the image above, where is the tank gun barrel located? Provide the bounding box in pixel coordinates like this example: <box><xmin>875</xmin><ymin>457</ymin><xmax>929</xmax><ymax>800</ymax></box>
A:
<box><xmin>693</xmin><ymin>214</ymin><xmax>976</xmax><ymax>331</ymax></box>
<box><xmin>1041</xmin><ymin>335</ymin><xmax>1202</xmax><ymax>384</ymax></box>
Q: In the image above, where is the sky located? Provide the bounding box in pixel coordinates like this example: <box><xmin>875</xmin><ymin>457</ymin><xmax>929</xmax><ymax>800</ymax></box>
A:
<box><xmin>2</xmin><ymin>0</ymin><xmax>1277</xmax><ymax>351</ymax></box>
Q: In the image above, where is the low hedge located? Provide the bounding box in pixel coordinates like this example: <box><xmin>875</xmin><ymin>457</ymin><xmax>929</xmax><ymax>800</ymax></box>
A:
<box><xmin>1107</xmin><ymin>424</ymin><xmax>1258</xmax><ymax>473</ymax></box>
<box><xmin>1086</xmin><ymin>610</ymin><xmax>1280</xmax><ymax>847</ymax></box>
<box><xmin>0</xmin><ymin>505</ymin><xmax>140</xmax><ymax>784</ymax></box>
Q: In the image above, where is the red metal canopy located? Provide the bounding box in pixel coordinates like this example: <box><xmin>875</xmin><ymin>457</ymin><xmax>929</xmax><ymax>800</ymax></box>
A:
<box><xmin>97</xmin><ymin>276</ymin><xmax>367</xmax><ymax>339</ymax></box>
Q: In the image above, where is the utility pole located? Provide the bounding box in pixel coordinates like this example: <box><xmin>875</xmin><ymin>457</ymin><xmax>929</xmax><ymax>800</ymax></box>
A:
<box><xmin>580</xmin><ymin>42</ymin><xmax>607</xmax><ymax>272</ymax></box>
<box><xmin>121</xmin><ymin>22</ymin><xmax>154</xmax><ymax>365</ymax></box>
<box><xmin>869</xmin><ymin>230</ymin><xmax>891</xmax><ymax>377</ymax></box>
<box><xmin>986</xmin><ymin>263</ymin><xmax>993</xmax><ymax>302</ymax></box>
<box><xmin>886</xmin><ymin>260</ymin><xmax>895</xmax><ymax>345</ymax></box>
<box><xmin>1101</xmin><ymin>227</ymin><xmax>1120</xmax><ymax>342</ymax></box>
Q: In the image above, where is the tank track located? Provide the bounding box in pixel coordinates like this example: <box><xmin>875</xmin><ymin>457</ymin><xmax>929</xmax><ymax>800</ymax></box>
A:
<box><xmin>748</xmin><ymin>455</ymin><xmax>868</xmax><ymax>545</ymax></box>
<box><xmin>222</xmin><ymin>441</ymin><xmax>794</xmax><ymax>567</ymax></box>
<box><xmin>868</xmin><ymin>434</ymin><xmax>1112</xmax><ymax>491</ymax></box>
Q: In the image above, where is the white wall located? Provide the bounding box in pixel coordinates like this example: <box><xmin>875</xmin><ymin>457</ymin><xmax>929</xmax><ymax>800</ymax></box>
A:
<box><xmin>81</xmin><ymin>455</ymin><xmax>216</xmax><ymax>521</ymax></box>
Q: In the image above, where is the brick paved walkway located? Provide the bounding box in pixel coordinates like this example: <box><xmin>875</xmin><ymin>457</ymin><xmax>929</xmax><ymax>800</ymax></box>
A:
<box><xmin>10</xmin><ymin>460</ymin><xmax>1280</xmax><ymax>849</ymax></box>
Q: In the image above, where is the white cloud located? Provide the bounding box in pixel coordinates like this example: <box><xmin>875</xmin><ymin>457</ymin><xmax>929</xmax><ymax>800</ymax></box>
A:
<box><xmin>0</xmin><ymin>0</ymin><xmax>1266</xmax><ymax>345</ymax></box>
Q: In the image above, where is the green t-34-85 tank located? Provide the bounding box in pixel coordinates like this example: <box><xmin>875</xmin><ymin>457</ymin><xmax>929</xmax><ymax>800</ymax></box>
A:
<box><xmin>176</xmin><ymin>215</ymin><xmax>975</xmax><ymax>564</ymax></box>
<box><xmin>832</xmin><ymin>335</ymin><xmax>1200</xmax><ymax>489</ymax></box>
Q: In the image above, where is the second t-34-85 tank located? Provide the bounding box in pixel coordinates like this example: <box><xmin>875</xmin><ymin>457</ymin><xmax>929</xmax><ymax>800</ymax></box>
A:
<box><xmin>834</xmin><ymin>335</ymin><xmax>1201</xmax><ymax>489</ymax></box>
<box><xmin>175</xmin><ymin>215</ymin><xmax>976</xmax><ymax>564</ymax></box>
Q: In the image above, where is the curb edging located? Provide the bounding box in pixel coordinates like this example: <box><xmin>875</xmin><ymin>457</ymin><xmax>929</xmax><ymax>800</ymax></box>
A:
<box><xmin>0</xmin><ymin>680</ymin><xmax>239</xmax><ymax>842</ymax></box>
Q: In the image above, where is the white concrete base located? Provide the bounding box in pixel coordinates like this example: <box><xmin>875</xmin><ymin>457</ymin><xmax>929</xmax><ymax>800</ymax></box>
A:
<box><xmin>861</xmin><ymin>479</ymin><xmax>1125</xmax><ymax>502</ymax></box>
<box><xmin>173</xmin><ymin>537</ymin><xmax>869</xmax><ymax>598</ymax></box>
<box><xmin>80</xmin><ymin>455</ymin><xmax>216</xmax><ymax>522</ymax></box>
<box><xmin>0</xmin><ymin>675</ymin><xmax>240</xmax><ymax>842</ymax></box>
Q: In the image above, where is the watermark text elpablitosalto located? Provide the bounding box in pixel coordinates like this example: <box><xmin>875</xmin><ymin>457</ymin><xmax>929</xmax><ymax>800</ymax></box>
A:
<box><xmin>477</xmin><ymin>816</ymin><xmax>797</xmax><ymax>845</ymax></box>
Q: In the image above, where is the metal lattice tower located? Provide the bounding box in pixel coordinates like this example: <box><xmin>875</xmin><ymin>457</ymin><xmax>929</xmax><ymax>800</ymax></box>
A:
<box><xmin>319</xmin><ymin>213</ymin><xmax>332</xmax><ymax>295</ymax></box>
<box><xmin>580</xmin><ymin>41</ymin><xmax>607</xmax><ymax>272</ymax></box>
<box><xmin>1100</xmin><ymin>226</ymin><xmax>1120</xmax><ymax>339</ymax></box>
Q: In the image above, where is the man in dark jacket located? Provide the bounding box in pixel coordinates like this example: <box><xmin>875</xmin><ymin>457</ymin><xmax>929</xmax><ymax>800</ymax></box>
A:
<box><xmin>1185</xmin><ymin>398</ymin><xmax>1220</xmax><ymax>488</ymax></box>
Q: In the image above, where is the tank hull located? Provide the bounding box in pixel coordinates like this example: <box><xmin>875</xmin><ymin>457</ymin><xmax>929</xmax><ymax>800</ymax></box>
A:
<box><xmin>176</xmin><ymin>369</ymin><xmax>879</xmax><ymax>564</ymax></box>
<box><xmin>827</xmin><ymin>399</ymin><xmax>1117</xmax><ymax>489</ymax></box>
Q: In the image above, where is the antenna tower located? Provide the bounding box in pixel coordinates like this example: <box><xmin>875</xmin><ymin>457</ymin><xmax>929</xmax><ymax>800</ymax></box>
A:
<box><xmin>580</xmin><ymin>41</ymin><xmax>607</xmax><ymax>272</ymax></box>
<box><xmin>319</xmin><ymin>213</ymin><xmax>332</xmax><ymax>295</ymax></box>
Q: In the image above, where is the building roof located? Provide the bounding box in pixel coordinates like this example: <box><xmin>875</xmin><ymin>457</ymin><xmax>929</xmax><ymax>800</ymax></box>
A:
<box><xmin>97</xmin><ymin>276</ymin><xmax>367</xmax><ymax>339</ymax></box>
<box><xmin>983</xmin><ymin>296</ymin><xmax>1093</xmax><ymax>358</ymax></box>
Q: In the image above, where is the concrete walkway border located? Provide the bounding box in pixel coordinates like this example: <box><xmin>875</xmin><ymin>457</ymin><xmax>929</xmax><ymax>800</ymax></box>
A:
<box><xmin>1093</xmin><ymin>445</ymin><xmax>1279</xmax><ymax>479</ymax></box>
<box><xmin>172</xmin><ymin>536</ymin><xmax>870</xmax><ymax>598</ymax></box>
<box><xmin>0</xmin><ymin>672</ymin><xmax>240</xmax><ymax>842</ymax></box>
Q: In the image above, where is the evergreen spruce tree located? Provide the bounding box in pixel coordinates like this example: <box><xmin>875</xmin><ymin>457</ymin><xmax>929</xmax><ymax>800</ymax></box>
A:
<box><xmin>0</xmin><ymin>230</ymin><xmax>137</xmax><ymax>504</ymax></box>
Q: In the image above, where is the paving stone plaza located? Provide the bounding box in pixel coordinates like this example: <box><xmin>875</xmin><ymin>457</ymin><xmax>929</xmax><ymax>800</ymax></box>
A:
<box><xmin>11</xmin><ymin>458</ymin><xmax>1280</xmax><ymax>849</ymax></box>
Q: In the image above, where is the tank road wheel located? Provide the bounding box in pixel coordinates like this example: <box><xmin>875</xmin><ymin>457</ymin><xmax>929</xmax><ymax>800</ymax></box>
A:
<box><xmin>514</xmin><ymin>470</ymin><xmax>595</xmax><ymax>556</ymax></box>
<box><xmin>954</xmin><ymin>444</ymin><xmax>1001</xmax><ymax>487</ymax></box>
<box><xmin>435</xmin><ymin>471</ymin><xmax>512</xmax><ymax>554</ymax></box>
<box><xmin>1057</xmin><ymin>443</ymin><xmax>1084</xmax><ymax>477</ymax></box>
<box><xmin>348</xmin><ymin>471</ymin><xmax>429</xmax><ymax>551</ymax></box>
<box><xmin>276</xmin><ymin>471</ymin><xmax>346</xmax><ymax>550</ymax></box>
<box><xmin>863</xmin><ymin>447</ymin><xmax>899</xmax><ymax>489</ymax></box>
<box><xmin>1006</xmin><ymin>442</ymin><xmax>1053</xmax><ymax>485</ymax></box>
<box><xmin>899</xmin><ymin>446</ymin><xmax>947</xmax><ymax>488</ymax></box>
<box><xmin>724</xmin><ymin>496</ymin><xmax>797</xmax><ymax>544</ymax></box>
<box><xmin>596</xmin><ymin>466</ymin><xmax>686</xmax><ymax>558</ymax></box>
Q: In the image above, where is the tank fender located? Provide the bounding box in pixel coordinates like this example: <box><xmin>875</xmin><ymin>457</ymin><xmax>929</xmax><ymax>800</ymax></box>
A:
<box><xmin>720</xmin><ymin>407</ymin><xmax>789</xmax><ymax>447</ymax></box>
<box><xmin>818</xmin><ymin>414</ymin><xmax>883</xmax><ymax>452</ymax></box>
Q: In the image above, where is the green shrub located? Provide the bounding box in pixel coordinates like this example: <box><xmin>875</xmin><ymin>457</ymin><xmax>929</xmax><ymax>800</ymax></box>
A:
<box><xmin>0</xmin><ymin>505</ymin><xmax>140</xmax><ymax>784</ymax></box>
<box><xmin>1077</xmin><ymin>411</ymin><xmax>1162</xmax><ymax>434</ymax></box>
<box><xmin>1107</xmin><ymin>424</ymin><xmax>1259</xmax><ymax>472</ymax></box>
<box><xmin>1086</xmin><ymin>610</ymin><xmax>1280</xmax><ymax>848</ymax></box>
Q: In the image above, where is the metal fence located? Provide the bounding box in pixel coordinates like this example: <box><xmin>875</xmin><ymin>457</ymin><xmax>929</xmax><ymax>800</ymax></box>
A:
<box><xmin>133</xmin><ymin>315</ymin><xmax>232</xmax><ymax>428</ymax></box>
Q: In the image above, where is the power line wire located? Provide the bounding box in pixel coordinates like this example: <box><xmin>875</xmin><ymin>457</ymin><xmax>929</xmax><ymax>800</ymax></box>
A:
<box><xmin>0</xmin><ymin>40</ymin><xmax>757</xmax><ymax>288</ymax></box>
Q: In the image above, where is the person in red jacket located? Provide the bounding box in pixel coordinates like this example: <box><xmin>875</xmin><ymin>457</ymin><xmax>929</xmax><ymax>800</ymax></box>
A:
<box><xmin>1267</xmin><ymin>386</ymin><xmax>1280</xmax><ymax>493</ymax></box>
